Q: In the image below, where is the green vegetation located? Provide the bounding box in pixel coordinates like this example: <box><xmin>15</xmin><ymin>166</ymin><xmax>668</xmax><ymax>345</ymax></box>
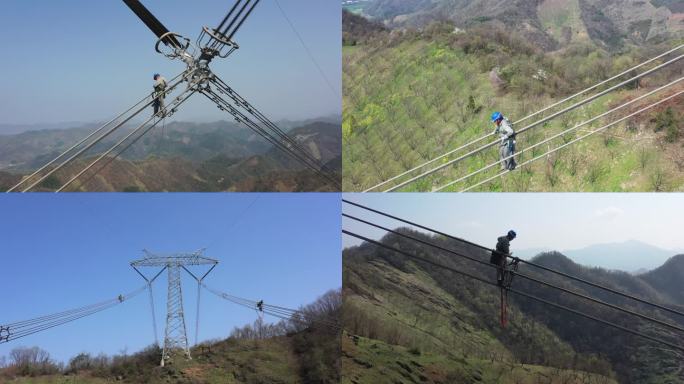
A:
<box><xmin>1</xmin><ymin>291</ymin><xmax>341</xmax><ymax>384</ymax></box>
<box><xmin>37</xmin><ymin>175</ymin><xmax>61</xmax><ymax>190</ymax></box>
<box><xmin>342</xmin><ymin>15</ymin><xmax>684</xmax><ymax>191</ymax></box>
<box><xmin>343</xmin><ymin>334</ymin><xmax>617</xmax><ymax>384</ymax></box>
<box><xmin>343</xmin><ymin>230</ymin><xmax>684</xmax><ymax>383</ymax></box>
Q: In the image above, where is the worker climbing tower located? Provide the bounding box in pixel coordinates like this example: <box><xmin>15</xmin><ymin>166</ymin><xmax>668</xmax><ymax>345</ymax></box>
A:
<box><xmin>131</xmin><ymin>250</ymin><xmax>218</xmax><ymax>366</ymax></box>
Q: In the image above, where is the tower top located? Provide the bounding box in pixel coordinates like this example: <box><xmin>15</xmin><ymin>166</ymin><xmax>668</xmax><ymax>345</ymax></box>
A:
<box><xmin>131</xmin><ymin>249</ymin><xmax>219</xmax><ymax>267</ymax></box>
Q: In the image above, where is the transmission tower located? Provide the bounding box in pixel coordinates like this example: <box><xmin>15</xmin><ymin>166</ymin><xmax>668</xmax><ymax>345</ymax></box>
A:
<box><xmin>8</xmin><ymin>0</ymin><xmax>339</xmax><ymax>193</ymax></box>
<box><xmin>131</xmin><ymin>249</ymin><xmax>218</xmax><ymax>366</ymax></box>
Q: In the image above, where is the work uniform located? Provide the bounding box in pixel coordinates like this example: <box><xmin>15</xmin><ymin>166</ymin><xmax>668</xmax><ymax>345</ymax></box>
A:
<box><xmin>493</xmin><ymin>118</ymin><xmax>516</xmax><ymax>171</ymax></box>
<box><xmin>495</xmin><ymin>235</ymin><xmax>510</xmax><ymax>255</ymax></box>
<box><xmin>153</xmin><ymin>76</ymin><xmax>168</xmax><ymax>116</ymax></box>
<box><xmin>492</xmin><ymin>235</ymin><xmax>511</xmax><ymax>285</ymax></box>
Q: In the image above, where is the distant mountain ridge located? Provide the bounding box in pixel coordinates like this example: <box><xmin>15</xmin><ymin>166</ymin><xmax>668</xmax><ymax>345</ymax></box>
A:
<box><xmin>518</xmin><ymin>240</ymin><xmax>680</xmax><ymax>272</ymax></box>
<box><xmin>0</xmin><ymin>118</ymin><xmax>339</xmax><ymax>172</ymax></box>
<box><xmin>562</xmin><ymin>239</ymin><xmax>679</xmax><ymax>272</ymax></box>
<box><xmin>0</xmin><ymin>120</ymin><xmax>342</xmax><ymax>192</ymax></box>
<box><xmin>347</xmin><ymin>0</ymin><xmax>684</xmax><ymax>50</ymax></box>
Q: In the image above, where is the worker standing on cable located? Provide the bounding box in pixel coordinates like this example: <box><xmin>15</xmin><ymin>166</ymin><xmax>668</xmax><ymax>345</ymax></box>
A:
<box><xmin>491</xmin><ymin>230</ymin><xmax>516</xmax><ymax>286</ymax></box>
<box><xmin>153</xmin><ymin>73</ymin><xmax>167</xmax><ymax>117</ymax></box>
<box><xmin>491</xmin><ymin>112</ymin><xmax>517</xmax><ymax>171</ymax></box>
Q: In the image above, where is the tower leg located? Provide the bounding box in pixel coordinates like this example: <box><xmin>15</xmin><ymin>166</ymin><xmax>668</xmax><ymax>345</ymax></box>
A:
<box><xmin>161</xmin><ymin>265</ymin><xmax>191</xmax><ymax>366</ymax></box>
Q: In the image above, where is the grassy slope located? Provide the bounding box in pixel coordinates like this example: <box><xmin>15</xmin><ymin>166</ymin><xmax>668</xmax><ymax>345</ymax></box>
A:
<box><xmin>538</xmin><ymin>0</ymin><xmax>591</xmax><ymax>45</ymax></box>
<box><xmin>8</xmin><ymin>337</ymin><xmax>302</xmax><ymax>384</ymax></box>
<box><xmin>343</xmin><ymin>254</ymin><xmax>618</xmax><ymax>383</ymax></box>
<box><xmin>342</xmin><ymin>26</ymin><xmax>684</xmax><ymax>192</ymax></box>
<box><xmin>343</xmin><ymin>232</ymin><xmax>684</xmax><ymax>383</ymax></box>
<box><xmin>343</xmin><ymin>335</ymin><xmax>617</xmax><ymax>384</ymax></box>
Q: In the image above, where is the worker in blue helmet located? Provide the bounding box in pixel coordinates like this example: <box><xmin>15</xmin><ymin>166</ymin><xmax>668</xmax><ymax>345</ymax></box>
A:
<box><xmin>491</xmin><ymin>230</ymin><xmax>517</xmax><ymax>286</ymax></box>
<box><xmin>153</xmin><ymin>73</ymin><xmax>168</xmax><ymax>117</ymax></box>
<box><xmin>491</xmin><ymin>112</ymin><xmax>517</xmax><ymax>171</ymax></box>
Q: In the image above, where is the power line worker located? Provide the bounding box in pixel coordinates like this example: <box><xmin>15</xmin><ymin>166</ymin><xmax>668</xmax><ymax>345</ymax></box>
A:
<box><xmin>153</xmin><ymin>74</ymin><xmax>168</xmax><ymax>117</ymax></box>
<box><xmin>491</xmin><ymin>230</ymin><xmax>516</xmax><ymax>286</ymax></box>
<box><xmin>491</xmin><ymin>112</ymin><xmax>517</xmax><ymax>171</ymax></box>
<box><xmin>491</xmin><ymin>230</ymin><xmax>517</xmax><ymax>327</ymax></box>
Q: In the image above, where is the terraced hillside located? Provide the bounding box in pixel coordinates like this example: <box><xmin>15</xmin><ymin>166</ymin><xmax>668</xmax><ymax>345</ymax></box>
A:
<box><xmin>342</xmin><ymin>13</ymin><xmax>684</xmax><ymax>191</ymax></box>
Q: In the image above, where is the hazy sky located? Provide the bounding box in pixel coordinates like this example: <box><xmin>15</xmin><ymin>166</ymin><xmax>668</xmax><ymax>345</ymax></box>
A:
<box><xmin>342</xmin><ymin>193</ymin><xmax>684</xmax><ymax>251</ymax></box>
<box><xmin>0</xmin><ymin>193</ymin><xmax>341</xmax><ymax>363</ymax></box>
<box><xmin>0</xmin><ymin>0</ymin><xmax>341</xmax><ymax>125</ymax></box>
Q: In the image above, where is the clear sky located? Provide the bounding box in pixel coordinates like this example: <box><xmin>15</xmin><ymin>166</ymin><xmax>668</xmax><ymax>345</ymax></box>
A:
<box><xmin>0</xmin><ymin>0</ymin><xmax>341</xmax><ymax>125</ymax></box>
<box><xmin>342</xmin><ymin>193</ymin><xmax>684</xmax><ymax>251</ymax></box>
<box><xmin>0</xmin><ymin>193</ymin><xmax>341</xmax><ymax>363</ymax></box>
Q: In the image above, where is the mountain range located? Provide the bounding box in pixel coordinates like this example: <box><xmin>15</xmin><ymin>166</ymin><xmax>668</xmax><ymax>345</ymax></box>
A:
<box><xmin>343</xmin><ymin>228</ymin><xmax>684</xmax><ymax>383</ymax></box>
<box><xmin>345</xmin><ymin>0</ymin><xmax>684</xmax><ymax>50</ymax></box>
<box><xmin>517</xmin><ymin>240</ymin><xmax>684</xmax><ymax>273</ymax></box>
<box><xmin>0</xmin><ymin>118</ymin><xmax>342</xmax><ymax>192</ymax></box>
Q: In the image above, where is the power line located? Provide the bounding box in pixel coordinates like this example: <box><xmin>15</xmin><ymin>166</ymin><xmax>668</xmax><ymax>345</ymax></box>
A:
<box><xmin>342</xmin><ymin>230</ymin><xmax>684</xmax><ymax>353</ymax></box>
<box><xmin>362</xmin><ymin>44</ymin><xmax>684</xmax><ymax>192</ymax></box>
<box><xmin>381</xmin><ymin>52</ymin><xmax>684</xmax><ymax>192</ymax></box>
<box><xmin>343</xmin><ymin>213</ymin><xmax>684</xmax><ymax>334</ymax></box>
<box><xmin>1</xmin><ymin>286</ymin><xmax>146</xmax><ymax>344</ymax></box>
<box><xmin>460</xmin><ymin>89</ymin><xmax>684</xmax><ymax>192</ymax></box>
<box><xmin>274</xmin><ymin>0</ymin><xmax>339</xmax><ymax>99</ymax></box>
<box><xmin>202</xmin><ymin>85</ymin><xmax>341</xmax><ymax>189</ymax></box>
<box><xmin>209</xmin><ymin>77</ymin><xmax>340</xmax><ymax>188</ymax></box>
<box><xmin>57</xmin><ymin>86</ymin><xmax>198</xmax><ymax>192</ymax></box>
<box><xmin>9</xmin><ymin>72</ymin><xmax>189</xmax><ymax>193</ymax></box>
<box><xmin>202</xmin><ymin>284</ymin><xmax>341</xmax><ymax>330</ymax></box>
<box><xmin>436</xmin><ymin>79</ymin><xmax>684</xmax><ymax>191</ymax></box>
<box><xmin>341</xmin><ymin>199</ymin><xmax>684</xmax><ymax>319</ymax></box>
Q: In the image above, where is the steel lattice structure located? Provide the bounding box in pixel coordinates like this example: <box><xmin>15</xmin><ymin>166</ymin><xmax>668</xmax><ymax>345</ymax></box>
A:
<box><xmin>131</xmin><ymin>249</ymin><xmax>218</xmax><ymax>366</ymax></box>
<box><xmin>8</xmin><ymin>0</ymin><xmax>339</xmax><ymax>193</ymax></box>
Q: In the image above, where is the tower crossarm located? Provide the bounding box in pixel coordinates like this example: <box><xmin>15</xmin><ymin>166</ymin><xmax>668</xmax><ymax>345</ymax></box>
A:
<box><xmin>131</xmin><ymin>250</ymin><xmax>219</xmax><ymax>267</ymax></box>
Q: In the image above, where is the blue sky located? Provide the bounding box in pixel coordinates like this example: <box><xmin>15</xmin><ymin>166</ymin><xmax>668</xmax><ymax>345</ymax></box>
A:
<box><xmin>0</xmin><ymin>193</ymin><xmax>341</xmax><ymax>363</ymax></box>
<box><xmin>0</xmin><ymin>0</ymin><xmax>341</xmax><ymax>126</ymax></box>
<box><xmin>342</xmin><ymin>193</ymin><xmax>684</xmax><ymax>252</ymax></box>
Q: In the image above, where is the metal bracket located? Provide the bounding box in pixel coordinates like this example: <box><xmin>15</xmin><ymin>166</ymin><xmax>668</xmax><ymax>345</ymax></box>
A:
<box><xmin>155</xmin><ymin>32</ymin><xmax>191</xmax><ymax>56</ymax></box>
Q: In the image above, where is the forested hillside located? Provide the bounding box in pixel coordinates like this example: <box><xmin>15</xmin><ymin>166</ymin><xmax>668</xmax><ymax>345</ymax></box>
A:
<box><xmin>343</xmin><ymin>229</ymin><xmax>684</xmax><ymax>383</ymax></box>
<box><xmin>0</xmin><ymin>291</ymin><xmax>341</xmax><ymax>384</ymax></box>
<box><xmin>342</xmin><ymin>8</ymin><xmax>684</xmax><ymax>192</ymax></box>
<box><xmin>347</xmin><ymin>0</ymin><xmax>683</xmax><ymax>50</ymax></box>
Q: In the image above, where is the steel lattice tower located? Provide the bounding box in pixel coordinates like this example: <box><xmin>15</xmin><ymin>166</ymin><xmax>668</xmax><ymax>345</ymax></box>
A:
<box><xmin>131</xmin><ymin>250</ymin><xmax>218</xmax><ymax>366</ymax></box>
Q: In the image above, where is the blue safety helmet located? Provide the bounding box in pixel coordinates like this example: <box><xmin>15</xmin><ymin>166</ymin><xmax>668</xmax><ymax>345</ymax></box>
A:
<box><xmin>508</xmin><ymin>230</ymin><xmax>517</xmax><ymax>239</ymax></box>
<box><xmin>491</xmin><ymin>111</ymin><xmax>503</xmax><ymax>122</ymax></box>
<box><xmin>153</xmin><ymin>73</ymin><xmax>160</xmax><ymax>80</ymax></box>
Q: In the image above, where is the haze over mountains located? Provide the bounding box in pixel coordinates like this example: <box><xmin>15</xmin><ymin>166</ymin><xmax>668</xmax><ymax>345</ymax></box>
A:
<box><xmin>345</xmin><ymin>0</ymin><xmax>684</xmax><ymax>50</ymax></box>
<box><xmin>0</xmin><ymin>117</ymin><xmax>342</xmax><ymax>192</ymax></box>
<box><xmin>517</xmin><ymin>240</ymin><xmax>684</xmax><ymax>272</ymax></box>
